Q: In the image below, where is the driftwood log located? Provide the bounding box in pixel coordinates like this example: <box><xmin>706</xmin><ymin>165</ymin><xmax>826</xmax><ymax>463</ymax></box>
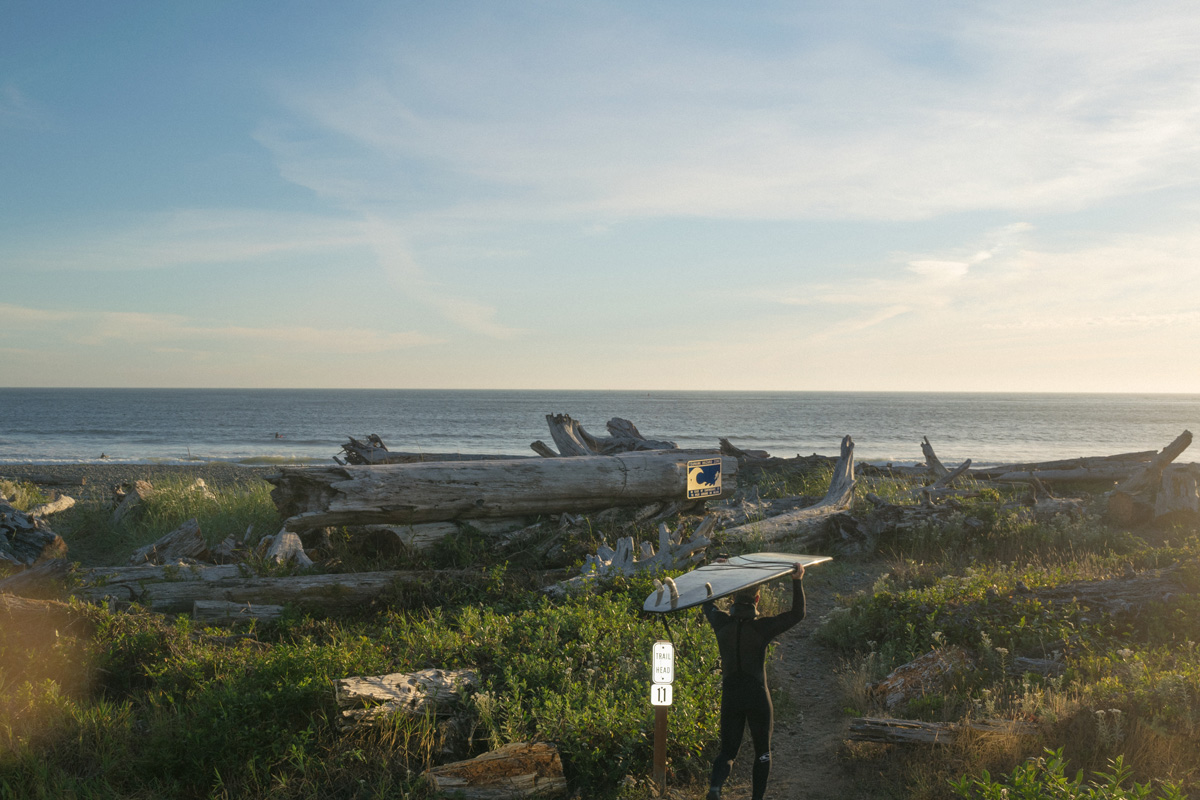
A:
<box><xmin>335</xmin><ymin>668</ymin><xmax>478</xmax><ymax>727</ymax></box>
<box><xmin>1</xmin><ymin>593</ymin><xmax>95</xmax><ymax>649</ymax></box>
<box><xmin>192</xmin><ymin>600</ymin><xmax>284</xmax><ymax>625</ymax></box>
<box><xmin>871</xmin><ymin>647</ymin><xmax>975</xmax><ymax>709</ymax></box>
<box><xmin>337</xmin><ymin>435</ymin><xmax>529</xmax><ymax>466</ymax></box>
<box><xmin>28</xmin><ymin>492</ymin><xmax>76</xmax><ymax>517</ymax></box>
<box><xmin>848</xmin><ymin>717</ymin><xmax>1036</xmax><ymax>745</ymax></box>
<box><xmin>128</xmin><ymin>518</ymin><xmax>209</xmax><ymax>565</ymax></box>
<box><xmin>720</xmin><ymin>436</ymin><xmax>855</xmax><ymax>544</ymax></box>
<box><xmin>268</xmin><ymin>452</ymin><xmax>736</xmax><ymax>533</ymax></box>
<box><xmin>75</xmin><ymin>564</ymin><xmax>482</xmax><ymax>615</ymax></box>
<box><xmin>1107</xmin><ymin>431</ymin><xmax>1193</xmax><ymax>524</ymax></box>
<box><xmin>1</xmin><ymin>500</ymin><xmax>68</xmax><ymax>567</ymax></box>
<box><xmin>0</xmin><ymin>557</ymin><xmax>72</xmax><ymax>599</ymax></box>
<box><xmin>531</xmin><ymin>414</ymin><xmax>676</xmax><ymax>457</ymax></box>
<box><xmin>1156</xmin><ymin>464</ymin><xmax>1200</xmax><ymax>519</ymax></box>
<box><xmin>424</xmin><ymin>741</ymin><xmax>567</xmax><ymax>799</ymax></box>
<box><xmin>971</xmin><ymin>450</ymin><xmax>1162</xmax><ymax>484</ymax></box>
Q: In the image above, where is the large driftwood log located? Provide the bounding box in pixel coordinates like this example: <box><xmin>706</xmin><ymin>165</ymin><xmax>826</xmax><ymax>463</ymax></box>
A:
<box><xmin>0</xmin><ymin>557</ymin><xmax>72</xmax><ymax>599</ymax></box>
<box><xmin>532</xmin><ymin>414</ymin><xmax>676</xmax><ymax>457</ymax></box>
<box><xmin>335</xmin><ymin>668</ymin><xmax>478</xmax><ymax>726</ymax></box>
<box><xmin>1029</xmin><ymin>567</ymin><xmax>1185</xmax><ymax>617</ymax></box>
<box><xmin>29</xmin><ymin>492</ymin><xmax>76</xmax><ymax>517</ymax></box>
<box><xmin>720</xmin><ymin>436</ymin><xmax>855</xmax><ymax>544</ymax></box>
<box><xmin>337</xmin><ymin>435</ymin><xmax>529</xmax><ymax>466</ymax></box>
<box><xmin>128</xmin><ymin>518</ymin><xmax>210</xmax><ymax>565</ymax></box>
<box><xmin>969</xmin><ymin>451</ymin><xmax>1158</xmax><ymax>483</ymax></box>
<box><xmin>1</xmin><ymin>500</ymin><xmax>68</xmax><ymax>567</ymax></box>
<box><xmin>268</xmin><ymin>452</ymin><xmax>736</xmax><ymax>532</ymax></box>
<box><xmin>1107</xmin><ymin>431</ymin><xmax>1193</xmax><ymax>524</ymax></box>
<box><xmin>75</xmin><ymin>564</ymin><xmax>480</xmax><ymax>615</ymax></box>
<box><xmin>424</xmin><ymin>741</ymin><xmax>567</xmax><ymax>799</ymax></box>
<box><xmin>192</xmin><ymin>600</ymin><xmax>284</xmax><ymax>625</ymax></box>
<box><xmin>1155</xmin><ymin>464</ymin><xmax>1200</xmax><ymax>519</ymax></box>
<box><xmin>1</xmin><ymin>593</ymin><xmax>95</xmax><ymax>649</ymax></box>
<box><xmin>848</xmin><ymin>717</ymin><xmax>1036</xmax><ymax>745</ymax></box>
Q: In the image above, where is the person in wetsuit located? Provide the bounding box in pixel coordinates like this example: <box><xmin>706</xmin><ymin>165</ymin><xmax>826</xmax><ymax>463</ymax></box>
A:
<box><xmin>702</xmin><ymin>561</ymin><xmax>805</xmax><ymax>800</ymax></box>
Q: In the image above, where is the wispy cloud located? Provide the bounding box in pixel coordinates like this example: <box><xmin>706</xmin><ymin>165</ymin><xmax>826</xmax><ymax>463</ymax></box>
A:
<box><xmin>0</xmin><ymin>304</ymin><xmax>439</xmax><ymax>354</ymax></box>
<box><xmin>263</xmin><ymin>3</ymin><xmax>1200</xmax><ymax>223</ymax></box>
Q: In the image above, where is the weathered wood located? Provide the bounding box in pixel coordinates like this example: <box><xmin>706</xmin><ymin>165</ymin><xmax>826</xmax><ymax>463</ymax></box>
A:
<box><xmin>29</xmin><ymin>492</ymin><xmax>76</xmax><ymax>517</ymax></box>
<box><xmin>1155</xmin><ymin>464</ymin><xmax>1200</xmax><ymax>519</ymax></box>
<box><xmin>1</xmin><ymin>593</ymin><xmax>95</xmax><ymax>648</ymax></box>
<box><xmin>358</xmin><ymin>518</ymin><xmax>537</xmax><ymax>551</ymax></box>
<box><xmin>260</xmin><ymin>529</ymin><xmax>314</xmax><ymax>567</ymax></box>
<box><xmin>1107</xmin><ymin>431</ymin><xmax>1194</xmax><ymax>524</ymax></box>
<box><xmin>75</xmin><ymin>564</ymin><xmax>480</xmax><ymax>615</ymax></box>
<box><xmin>268</xmin><ymin>452</ymin><xmax>737</xmax><ymax>532</ymax></box>
<box><xmin>128</xmin><ymin>518</ymin><xmax>209</xmax><ymax>565</ymax></box>
<box><xmin>720</xmin><ymin>436</ymin><xmax>855</xmax><ymax>544</ymax></box>
<box><xmin>192</xmin><ymin>600</ymin><xmax>284</xmax><ymax>625</ymax></box>
<box><xmin>549</xmin><ymin>516</ymin><xmax>716</xmax><ymax>595</ymax></box>
<box><xmin>113</xmin><ymin>480</ymin><xmax>155</xmax><ymax>524</ymax></box>
<box><xmin>921</xmin><ymin>436</ymin><xmax>950</xmax><ymax>479</ymax></box>
<box><xmin>1</xmin><ymin>500</ymin><xmax>68</xmax><ymax>567</ymax></box>
<box><xmin>848</xmin><ymin>717</ymin><xmax>1036</xmax><ymax>745</ymax></box>
<box><xmin>424</xmin><ymin>741</ymin><xmax>567</xmax><ymax>799</ymax></box>
<box><xmin>532</xmin><ymin>414</ymin><xmax>677</xmax><ymax>457</ymax></box>
<box><xmin>335</xmin><ymin>668</ymin><xmax>478</xmax><ymax>726</ymax></box>
<box><xmin>337</xmin><ymin>435</ymin><xmax>531</xmax><ymax>466</ymax></box>
<box><xmin>871</xmin><ymin>647</ymin><xmax>975</xmax><ymax>709</ymax></box>
<box><xmin>0</xmin><ymin>557</ymin><xmax>72</xmax><ymax>599</ymax></box>
<box><xmin>1029</xmin><ymin>567</ymin><xmax>1184</xmax><ymax>616</ymax></box>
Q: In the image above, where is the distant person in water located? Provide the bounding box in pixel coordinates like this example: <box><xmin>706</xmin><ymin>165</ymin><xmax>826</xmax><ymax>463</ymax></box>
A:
<box><xmin>702</xmin><ymin>561</ymin><xmax>806</xmax><ymax>800</ymax></box>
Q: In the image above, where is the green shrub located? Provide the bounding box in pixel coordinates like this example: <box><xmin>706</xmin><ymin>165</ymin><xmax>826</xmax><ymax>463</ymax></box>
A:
<box><xmin>950</xmin><ymin>748</ymin><xmax>1186</xmax><ymax>799</ymax></box>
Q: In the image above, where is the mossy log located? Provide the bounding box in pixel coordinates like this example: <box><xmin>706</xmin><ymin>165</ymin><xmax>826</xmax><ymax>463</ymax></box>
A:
<box><xmin>424</xmin><ymin>741</ymin><xmax>567</xmax><ymax>799</ymax></box>
<box><xmin>267</xmin><ymin>452</ymin><xmax>736</xmax><ymax>532</ymax></box>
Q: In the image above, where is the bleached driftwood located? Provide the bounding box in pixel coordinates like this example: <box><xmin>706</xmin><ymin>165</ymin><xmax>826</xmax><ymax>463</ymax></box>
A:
<box><xmin>1155</xmin><ymin>464</ymin><xmax>1200</xmax><ymax>519</ymax></box>
<box><xmin>548</xmin><ymin>516</ymin><xmax>716</xmax><ymax>596</ymax></box>
<box><xmin>356</xmin><ymin>518</ymin><xmax>536</xmax><ymax>552</ymax></box>
<box><xmin>29</xmin><ymin>493</ymin><xmax>76</xmax><ymax>517</ymax></box>
<box><xmin>871</xmin><ymin>647</ymin><xmax>975</xmax><ymax>709</ymax></box>
<box><xmin>531</xmin><ymin>414</ymin><xmax>677</xmax><ymax>457</ymax></box>
<box><xmin>112</xmin><ymin>480</ymin><xmax>155</xmax><ymax>524</ymax></box>
<box><xmin>192</xmin><ymin>600</ymin><xmax>284</xmax><ymax>625</ymax></box>
<box><xmin>268</xmin><ymin>452</ymin><xmax>736</xmax><ymax>532</ymax></box>
<box><xmin>336</xmin><ymin>435</ymin><xmax>530</xmax><ymax>466</ymax></box>
<box><xmin>848</xmin><ymin>717</ymin><xmax>1036</xmax><ymax>745</ymax></box>
<box><xmin>969</xmin><ymin>451</ymin><xmax>1158</xmax><ymax>482</ymax></box>
<box><xmin>128</xmin><ymin>518</ymin><xmax>210</xmax><ymax>565</ymax></box>
<box><xmin>424</xmin><ymin>741</ymin><xmax>568</xmax><ymax>799</ymax></box>
<box><xmin>258</xmin><ymin>529</ymin><xmax>314</xmax><ymax>567</ymax></box>
<box><xmin>334</xmin><ymin>668</ymin><xmax>478</xmax><ymax>726</ymax></box>
<box><xmin>720</xmin><ymin>436</ymin><xmax>856</xmax><ymax>545</ymax></box>
<box><xmin>1107</xmin><ymin>431</ymin><xmax>1194</xmax><ymax>524</ymax></box>
<box><xmin>0</xmin><ymin>500</ymin><xmax>68</xmax><ymax>567</ymax></box>
<box><xmin>75</xmin><ymin>564</ymin><xmax>484</xmax><ymax>615</ymax></box>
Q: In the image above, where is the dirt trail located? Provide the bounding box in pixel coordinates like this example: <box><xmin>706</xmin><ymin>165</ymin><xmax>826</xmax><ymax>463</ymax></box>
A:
<box><xmin>705</xmin><ymin>560</ymin><xmax>889</xmax><ymax>800</ymax></box>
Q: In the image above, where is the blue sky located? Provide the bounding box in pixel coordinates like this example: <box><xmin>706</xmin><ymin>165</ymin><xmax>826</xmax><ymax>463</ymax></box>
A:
<box><xmin>3</xmin><ymin>1</ymin><xmax>1199</xmax><ymax>391</ymax></box>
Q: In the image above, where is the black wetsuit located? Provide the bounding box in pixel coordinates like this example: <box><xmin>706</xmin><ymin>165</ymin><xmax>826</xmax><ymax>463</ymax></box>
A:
<box><xmin>702</xmin><ymin>579</ymin><xmax>806</xmax><ymax>800</ymax></box>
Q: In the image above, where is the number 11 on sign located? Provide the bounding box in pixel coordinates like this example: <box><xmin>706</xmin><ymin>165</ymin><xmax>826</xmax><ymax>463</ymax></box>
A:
<box><xmin>651</xmin><ymin>684</ymin><xmax>673</xmax><ymax>705</ymax></box>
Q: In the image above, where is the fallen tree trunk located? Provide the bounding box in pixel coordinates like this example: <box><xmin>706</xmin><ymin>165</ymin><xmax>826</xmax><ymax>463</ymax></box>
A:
<box><xmin>128</xmin><ymin>518</ymin><xmax>209</xmax><ymax>565</ymax></box>
<box><xmin>1</xmin><ymin>593</ymin><xmax>95</xmax><ymax>648</ymax></box>
<box><xmin>969</xmin><ymin>450</ymin><xmax>1158</xmax><ymax>481</ymax></box>
<box><xmin>268</xmin><ymin>452</ymin><xmax>736</xmax><ymax>532</ymax></box>
<box><xmin>424</xmin><ymin>741</ymin><xmax>567</xmax><ymax>799</ymax></box>
<box><xmin>75</xmin><ymin>565</ymin><xmax>483</xmax><ymax>615</ymax></box>
<box><xmin>1155</xmin><ymin>464</ymin><xmax>1200</xmax><ymax>520</ymax></box>
<box><xmin>1107</xmin><ymin>431</ymin><xmax>1193</xmax><ymax>524</ymax></box>
<box><xmin>848</xmin><ymin>717</ymin><xmax>1036</xmax><ymax>745</ymax></box>
<box><xmin>1029</xmin><ymin>566</ymin><xmax>1185</xmax><ymax>617</ymax></box>
<box><xmin>532</xmin><ymin>414</ymin><xmax>677</xmax><ymax>457</ymax></box>
<box><xmin>337</xmin><ymin>435</ymin><xmax>529</xmax><ymax>466</ymax></box>
<box><xmin>29</xmin><ymin>493</ymin><xmax>76</xmax><ymax>517</ymax></box>
<box><xmin>192</xmin><ymin>600</ymin><xmax>284</xmax><ymax>625</ymax></box>
<box><xmin>1</xmin><ymin>500</ymin><xmax>68</xmax><ymax>567</ymax></box>
<box><xmin>335</xmin><ymin>668</ymin><xmax>478</xmax><ymax>726</ymax></box>
<box><xmin>0</xmin><ymin>557</ymin><xmax>72</xmax><ymax>599</ymax></box>
<box><xmin>720</xmin><ymin>436</ymin><xmax>855</xmax><ymax>544</ymax></box>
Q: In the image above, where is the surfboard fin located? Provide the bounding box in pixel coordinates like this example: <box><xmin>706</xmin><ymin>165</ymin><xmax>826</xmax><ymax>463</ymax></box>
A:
<box><xmin>705</xmin><ymin>582</ymin><xmax>713</xmax><ymax>597</ymax></box>
<box><xmin>665</xmin><ymin>576</ymin><xmax>679</xmax><ymax>607</ymax></box>
<box><xmin>653</xmin><ymin>579</ymin><xmax>664</xmax><ymax>605</ymax></box>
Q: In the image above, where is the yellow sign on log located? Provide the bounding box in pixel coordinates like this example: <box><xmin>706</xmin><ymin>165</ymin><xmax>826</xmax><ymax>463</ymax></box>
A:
<box><xmin>686</xmin><ymin>458</ymin><xmax>722</xmax><ymax>499</ymax></box>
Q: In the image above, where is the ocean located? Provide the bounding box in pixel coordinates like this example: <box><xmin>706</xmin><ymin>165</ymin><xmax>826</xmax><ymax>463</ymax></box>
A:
<box><xmin>0</xmin><ymin>389</ymin><xmax>1197</xmax><ymax>468</ymax></box>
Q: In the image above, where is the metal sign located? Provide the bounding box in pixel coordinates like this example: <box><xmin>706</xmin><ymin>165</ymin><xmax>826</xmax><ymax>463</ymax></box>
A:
<box><xmin>686</xmin><ymin>458</ymin><xmax>722</xmax><ymax>499</ymax></box>
<box><xmin>650</xmin><ymin>683</ymin><xmax>673</xmax><ymax>706</ymax></box>
<box><xmin>652</xmin><ymin>640</ymin><xmax>674</xmax><ymax>684</ymax></box>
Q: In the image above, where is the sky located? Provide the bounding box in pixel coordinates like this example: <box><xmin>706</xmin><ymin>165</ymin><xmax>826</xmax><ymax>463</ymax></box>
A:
<box><xmin>2</xmin><ymin>1</ymin><xmax>1199</xmax><ymax>392</ymax></box>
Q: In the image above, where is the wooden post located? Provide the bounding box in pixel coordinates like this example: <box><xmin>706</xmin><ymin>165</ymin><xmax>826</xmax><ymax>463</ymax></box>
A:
<box><xmin>654</xmin><ymin>705</ymin><xmax>668</xmax><ymax>791</ymax></box>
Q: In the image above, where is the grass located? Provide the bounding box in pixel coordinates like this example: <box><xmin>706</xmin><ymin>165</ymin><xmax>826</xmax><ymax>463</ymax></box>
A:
<box><xmin>4</xmin><ymin>460</ymin><xmax>1200</xmax><ymax>798</ymax></box>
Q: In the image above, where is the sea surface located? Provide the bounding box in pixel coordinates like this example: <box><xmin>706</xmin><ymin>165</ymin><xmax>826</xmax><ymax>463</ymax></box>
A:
<box><xmin>0</xmin><ymin>389</ymin><xmax>1197</xmax><ymax>468</ymax></box>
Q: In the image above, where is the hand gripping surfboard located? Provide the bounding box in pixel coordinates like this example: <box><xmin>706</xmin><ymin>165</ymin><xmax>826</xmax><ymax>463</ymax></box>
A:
<box><xmin>643</xmin><ymin>552</ymin><xmax>832</xmax><ymax>613</ymax></box>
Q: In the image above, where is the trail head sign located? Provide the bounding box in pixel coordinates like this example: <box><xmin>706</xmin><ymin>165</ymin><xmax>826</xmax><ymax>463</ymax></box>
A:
<box><xmin>652</xmin><ymin>640</ymin><xmax>674</xmax><ymax>684</ymax></box>
<box><xmin>686</xmin><ymin>458</ymin><xmax>722</xmax><ymax>499</ymax></box>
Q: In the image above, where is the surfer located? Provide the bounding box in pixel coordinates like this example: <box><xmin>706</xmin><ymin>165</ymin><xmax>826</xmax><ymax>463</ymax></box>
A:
<box><xmin>702</xmin><ymin>561</ymin><xmax>805</xmax><ymax>800</ymax></box>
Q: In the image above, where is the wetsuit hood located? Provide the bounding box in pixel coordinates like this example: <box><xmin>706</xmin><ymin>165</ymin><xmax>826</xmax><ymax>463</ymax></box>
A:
<box><xmin>729</xmin><ymin>601</ymin><xmax>759</xmax><ymax>620</ymax></box>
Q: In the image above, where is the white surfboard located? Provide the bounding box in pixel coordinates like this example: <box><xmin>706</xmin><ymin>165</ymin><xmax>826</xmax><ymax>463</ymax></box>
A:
<box><xmin>643</xmin><ymin>552</ymin><xmax>832</xmax><ymax>613</ymax></box>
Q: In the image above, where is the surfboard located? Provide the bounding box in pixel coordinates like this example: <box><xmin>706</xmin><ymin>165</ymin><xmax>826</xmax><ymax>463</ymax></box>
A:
<box><xmin>642</xmin><ymin>551</ymin><xmax>832</xmax><ymax>613</ymax></box>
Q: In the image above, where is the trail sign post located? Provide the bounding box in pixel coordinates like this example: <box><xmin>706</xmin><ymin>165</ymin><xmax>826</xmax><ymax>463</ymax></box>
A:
<box><xmin>651</xmin><ymin>640</ymin><xmax>674</xmax><ymax>791</ymax></box>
